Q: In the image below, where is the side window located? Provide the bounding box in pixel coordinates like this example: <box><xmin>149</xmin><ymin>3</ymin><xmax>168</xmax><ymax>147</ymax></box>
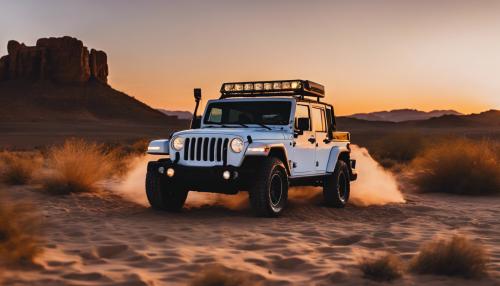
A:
<box><xmin>312</xmin><ymin>107</ymin><xmax>326</xmax><ymax>132</ymax></box>
<box><xmin>294</xmin><ymin>104</ymin><xmax>310</xmax><ymax>130</ymax></box>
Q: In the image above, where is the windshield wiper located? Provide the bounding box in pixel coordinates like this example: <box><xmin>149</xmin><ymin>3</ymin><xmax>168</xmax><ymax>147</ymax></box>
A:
<box><xmin>256</xmin><ymin>123</ymin><xmax>272</xmax><ymax>130</ymax></box>
<box><xmin>204</xmin><ymin>121</ymin><xmax>232</xmax><ymax>128</ymax></box>
<box><xmin>206</xmin><ymin>121</ymin><xmax>249</xmax><ymax>128</ymax></box>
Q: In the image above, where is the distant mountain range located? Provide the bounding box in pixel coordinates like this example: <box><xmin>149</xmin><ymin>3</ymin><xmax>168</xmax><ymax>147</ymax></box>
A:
<box><xmin>338</xmin><ymin>109</ymin><xmax>500</xmax><ymax>129</ymax></box>
<box><xmin>157</xmin><ymin>109</ymin><xmax>192</xmax><ymax>120</ymax></box>
<box><xmin>347</xmin><ymin>109</ymin><xmax>462</xmax><ymax>122</ymax></box>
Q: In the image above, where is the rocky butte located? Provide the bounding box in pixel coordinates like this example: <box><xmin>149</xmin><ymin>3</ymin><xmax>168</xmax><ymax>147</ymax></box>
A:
<box><xmin>0</xmin><ymin>36</ymin><xmax>183</xmax><ymax>126</ymax></box>
<box><xmin>0</xmin><ymin>36</ymin><xmax>108</xmax><ymax>84</ymax></box>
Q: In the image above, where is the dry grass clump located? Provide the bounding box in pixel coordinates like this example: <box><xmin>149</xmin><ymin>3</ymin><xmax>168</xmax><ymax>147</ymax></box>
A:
<box><xmin>410</xmin><ymin>235</ymin><xmax>488</xmax><ymax>279</ymax></box>
<box><xmin>0</xmin><ymin>152</ymin><xmax>42</xmax><ymax>185</ymax></box>
<box><xmin>0</xmin><ymin>194</ymin><xmax>42</xmax><ymax>266</ymax></box>
<box><xmin>359</xmin><ymin>253</ymin><xmax>403</xmax><ymax>282</ymax></box>
<box><xmin>41</xmin><ymin>138</ymin><xmax>121</xmax><ymax>194</ymax></box>
<box><xmin>411</xmin><ymin>139</ymin><xmax>499</xmax><ymax>195</ymax></box>
<box><xmin>189</xmin><ymin>264</ymin><xmax>260</xmax><ymax>286</ymax></box>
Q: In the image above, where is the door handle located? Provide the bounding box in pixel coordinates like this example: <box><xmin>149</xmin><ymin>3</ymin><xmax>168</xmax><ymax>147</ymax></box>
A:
<box><xmin>308</xmin><ymin>137</ymin><xmax>316</xmax><ymax>144</ymax></box>
<box><xmin>323</xmin><ymin>138</ymin><xmax>331</xmax><ymax>144</ymax></box>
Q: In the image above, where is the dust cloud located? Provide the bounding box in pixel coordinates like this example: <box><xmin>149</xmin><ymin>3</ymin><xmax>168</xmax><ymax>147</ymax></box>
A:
<box><xmin>110</xmin><ymin>155</ymin><xmax>151</xmax><ymax>206</ymax></box>
<box><xmin>349</xmin><ymin>145</ymin><xmax>405</xmax><ymax>206</ymax></box>
<box><xmin>111</xmin><ymin>145</ymin><xmax>404</xmax><ymax>209</ymax></box>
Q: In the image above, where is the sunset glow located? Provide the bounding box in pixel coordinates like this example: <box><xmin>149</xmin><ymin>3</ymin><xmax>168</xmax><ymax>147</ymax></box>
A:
<box><xmin>1</xmin><ymin>0</ymin><xmax>499</xmax><ymax>115</ymax></box>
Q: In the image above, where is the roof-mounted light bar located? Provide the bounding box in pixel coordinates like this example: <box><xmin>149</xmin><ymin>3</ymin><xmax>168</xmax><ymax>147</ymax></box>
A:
<box><xmin>220</xmin><ymin>80</ymin><xmax>325</xmax><ymax>99</ymax></box>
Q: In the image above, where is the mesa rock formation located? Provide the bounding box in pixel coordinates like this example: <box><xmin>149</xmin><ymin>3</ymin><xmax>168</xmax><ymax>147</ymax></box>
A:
<box><xmin>0</xmin><ymin>36</ymin><xmax>108</xmax><ymax>83</ymax></box>
<box><xmin>0</xmin><ymin>36</ymin><xmax>183</xmax><ymax>127</ymax></box>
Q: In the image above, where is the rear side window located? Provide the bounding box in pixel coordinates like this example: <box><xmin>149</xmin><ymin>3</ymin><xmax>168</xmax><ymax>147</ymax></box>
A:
<box><xmin>294</xmin><ymin>104</ymin><xmax>310</xmax><ymax>130</ymax></box>
<box><xmin>312</xmin><ymin>107</ymin><xmax>326</xmax><ymax>132</ymax></box>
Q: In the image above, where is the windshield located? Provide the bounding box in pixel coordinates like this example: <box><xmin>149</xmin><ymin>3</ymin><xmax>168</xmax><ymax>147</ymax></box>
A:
<box><xmin>203</xmin><ymin>101</ymin><xmax>292</xmax><ymax>126</ymax></box>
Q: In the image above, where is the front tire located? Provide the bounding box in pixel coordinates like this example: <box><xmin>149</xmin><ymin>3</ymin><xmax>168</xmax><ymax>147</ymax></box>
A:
<box><xmin>145</xmin><ymin>163</ymin><xmax>188</xmax><ymax>211</ymax></box>
<box><xmin>249</xmin><ymin>157</ymin><xmax>288</xmax><ymax>217</ymax></box>
<box><xmin>323</xmin><ymin>160</ymin><xmax>350</xmax><ymax>208</ymax></box>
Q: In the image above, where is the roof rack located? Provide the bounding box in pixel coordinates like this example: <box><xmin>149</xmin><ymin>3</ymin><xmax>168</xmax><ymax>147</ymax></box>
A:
<box><xmin>219</xmin><ymin>80</ymin><xmax>325</xmax><ymax>100</ymax></box>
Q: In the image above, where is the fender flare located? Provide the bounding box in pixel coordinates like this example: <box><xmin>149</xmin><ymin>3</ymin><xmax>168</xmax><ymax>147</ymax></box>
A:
<box><xmin>326</xmin><ymin>146</ymin><xmax>350</xmax><ymax>173</ymax></box>
<box><xmin>244</xmin><ymin>143</ymin><xmax>291</xmax><ymax>175</ymax></box>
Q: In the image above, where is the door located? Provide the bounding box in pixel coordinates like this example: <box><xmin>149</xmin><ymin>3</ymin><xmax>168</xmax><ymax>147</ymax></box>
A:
<box><xmin>291</xmin><ymin>104</ymin><xmax>316</xmax><ymax>176</ymax></box>
<box><xmin>311</xmin><ymin>105</ymin><xmax>330</xmax><ymax>173</ymax></box>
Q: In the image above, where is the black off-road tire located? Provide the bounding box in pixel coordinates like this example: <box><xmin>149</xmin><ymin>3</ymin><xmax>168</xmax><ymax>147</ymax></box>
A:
<box><xmin>145</xmin><ymin>165</ymin><xmax>188</xmax><ymax>211</ymax></box>
<box><xmin>249</xmin><ymin>157</ymin><xmax>289</xmax><ymax>217</ymax></box>
<box><xmin>323</xmin><ymin>160</ymin><xmax>350</xmax><ymax>208</ymax></box>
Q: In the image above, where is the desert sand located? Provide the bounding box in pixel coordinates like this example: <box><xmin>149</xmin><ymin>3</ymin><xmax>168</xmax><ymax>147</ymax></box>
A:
<box><xmin>1</xmin><ymin>148</ymin><xmax>499</xmax><ymax>285</ymax></box>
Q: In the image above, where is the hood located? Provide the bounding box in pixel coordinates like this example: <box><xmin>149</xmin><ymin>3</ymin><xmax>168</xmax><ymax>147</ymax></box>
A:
<box><xmin>174</xmin><ymin>128</ymin><xmax>289</xmax><ymax>141</ymax></box>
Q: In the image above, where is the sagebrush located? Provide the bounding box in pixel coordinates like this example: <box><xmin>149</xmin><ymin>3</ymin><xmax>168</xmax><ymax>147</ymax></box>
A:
<box><xmin>411</xmin><ymin>139</ymin><xmax>499</xmax><ymax>195</ymax></box>
<box><xmin>41</xmin><ymin>138</ymin><xmax>121</xmax><ymax>194</ymax></box>
<box><xmin>0</xmin><ymin>152</ymin><xmax>42</xmax><ymax>185</ymax></box>
<box><xmin>359</xmin><ymin>253</ymin><xmax>403</xmax><ymax>282</ymax></box>
<box><xmin>410</xmin><ymin>235</ymin><xmax>488</xmax><ymax>278</ymax></box>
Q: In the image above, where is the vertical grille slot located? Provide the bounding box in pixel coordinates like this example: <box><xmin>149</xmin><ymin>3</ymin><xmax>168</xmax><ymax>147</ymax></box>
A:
<box><xmin>190</xmin><ymin>137</ymin><xmax>196</xmax><ymax>160</ymax></box>
<box><xmin>216</xmin><ymin>138</ymin><xmax>222</xmax><ymax>161</ymax></box>
<box><xmin>184</xmin><ymin>138</ymin><xmax>190</xmax><ymax>160</ymax></box>
<box><xmin>196</xmin><ymin>137</ymin><xmax>202</xmax><ymax>161</ymax></box>
<box><xmin>222</xmin><ymin>138</ymin><xmax>229</xmax><ymax>164</ymax></box>
<box><xmin>203</xmin><ymin>137</ymin><xmax>209</xmax><ymax>161</ymax></box>
<box><xmin>209</xmin><ymin>138</ymin><xmax>216</xmax><ymax>161</ymax></box>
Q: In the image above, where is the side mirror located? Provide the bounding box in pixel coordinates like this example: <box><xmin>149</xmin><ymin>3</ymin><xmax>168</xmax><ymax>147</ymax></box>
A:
<box><xmin>297</xmin><ymin>117</ymin><xmax>310</xmax><ymax>131</ymax></box>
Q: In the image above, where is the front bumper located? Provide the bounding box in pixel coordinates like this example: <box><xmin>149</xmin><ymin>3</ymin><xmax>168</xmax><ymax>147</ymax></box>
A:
<box><xmin>147</xmin><ymin>160</ymin><xmax>249</xmax><ymax>194</ymax></box>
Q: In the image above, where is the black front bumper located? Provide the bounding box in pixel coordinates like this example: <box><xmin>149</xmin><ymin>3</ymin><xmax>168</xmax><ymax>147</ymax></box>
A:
<box><xmin>147</xmin><ymin>160</ymin><xmax>249</xmax><ymax>194</ymax></box>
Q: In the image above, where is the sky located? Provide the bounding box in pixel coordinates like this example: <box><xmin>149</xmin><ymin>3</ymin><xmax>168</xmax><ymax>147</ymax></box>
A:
<box><xmin>1</xmin><ymin>0</ymin><xmax>499</xmax><ymax>115</ymax></box>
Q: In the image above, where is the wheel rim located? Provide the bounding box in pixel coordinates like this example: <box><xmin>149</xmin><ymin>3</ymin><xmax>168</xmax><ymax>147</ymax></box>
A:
<box><xmin>337</xmin><ymin>172</ymin><xmax>347</xmax><ymax>203</ymax></box>
<box><xmin>270</xmin><ymin>173</ymin><xmax>283</xmax><ymax>207</ymax></box>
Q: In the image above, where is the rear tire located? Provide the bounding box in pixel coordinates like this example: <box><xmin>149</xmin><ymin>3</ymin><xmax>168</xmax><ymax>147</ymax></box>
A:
<box><xmin>323</xmin><ymin>160</ymin><xmax>350</xmax><ymax>208</ymax></box>
<box><xmin>145</xmin><ymin>163</ymin><xmax>188</xmax><ymax>211</ymax></box>
<box><xmin>249</xmin><ymin>157</ymin><xmax>288</xmax><ymax>217</ymax></box>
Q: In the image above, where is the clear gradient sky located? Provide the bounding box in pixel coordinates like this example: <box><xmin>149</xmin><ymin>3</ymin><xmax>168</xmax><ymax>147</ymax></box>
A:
<box><xmin>1</xmin><ymin>0</ymin><xmax>499</xmax><ymax>115</ymax></box>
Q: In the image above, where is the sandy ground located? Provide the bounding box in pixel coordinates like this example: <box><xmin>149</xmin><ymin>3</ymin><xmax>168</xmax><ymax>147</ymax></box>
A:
<box><xmin>1</xmin><ymin>184</ymin><xmax>499</xmax><ymax>286</ymax></box>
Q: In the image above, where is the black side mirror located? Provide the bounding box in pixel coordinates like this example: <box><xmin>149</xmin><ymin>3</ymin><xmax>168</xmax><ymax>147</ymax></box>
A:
<box><xmin>297</xmin><ymin>117</ymin><xmax>310</xmax><ymax>131</ymax></box>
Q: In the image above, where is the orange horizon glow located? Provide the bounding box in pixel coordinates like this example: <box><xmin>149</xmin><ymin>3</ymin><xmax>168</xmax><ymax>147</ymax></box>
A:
<box><xmin>1</xmin><ymin>0</ymin><xmax>499</xmax><ymax>116</ymax></box>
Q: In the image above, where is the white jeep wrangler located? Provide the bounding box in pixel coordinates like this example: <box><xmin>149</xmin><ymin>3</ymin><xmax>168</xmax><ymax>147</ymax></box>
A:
<box><xmin>146</xmin><ymin>80</ymin><xmax>357</xmax><ymax>217</ymax></box>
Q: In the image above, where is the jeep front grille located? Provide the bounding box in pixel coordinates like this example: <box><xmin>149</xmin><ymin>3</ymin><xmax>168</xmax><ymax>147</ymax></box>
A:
<box><xmin>184</xmin><ymin>137</ymin><xmax>229</xmax><ymax>163</ymax></box>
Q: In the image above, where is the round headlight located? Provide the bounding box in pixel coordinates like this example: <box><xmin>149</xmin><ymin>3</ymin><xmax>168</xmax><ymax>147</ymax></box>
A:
<box><xmin>230</xmin><ymin>138</ymin><xmax>244</xmax><ymax>153</ymax></box>
<box><xmin>172</xmin><ymin>137</ymin><xmax>184</xmax><ymax>151</ymax></box>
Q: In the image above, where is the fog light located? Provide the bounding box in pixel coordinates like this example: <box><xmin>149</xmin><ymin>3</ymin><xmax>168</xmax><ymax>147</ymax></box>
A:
<box><xmin>166</xmin><ymin>168</ymin><xmax>175</xmax><ymax>177</ymax></box>
<box><xmin>222</xmin><ymin>170</ymin><xmax>231</xmax><ymax>180</ymax></box>
<box><xmin>158</xmin><ymin>167</ymin><xmax>165</xmax><ymax>174</ymax></box>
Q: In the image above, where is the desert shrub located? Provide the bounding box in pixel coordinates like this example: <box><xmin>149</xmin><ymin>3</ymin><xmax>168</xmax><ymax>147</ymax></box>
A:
<box><xmin>41</xmin><ymin>138</ymin><xmax>121</xmax><ymax>194</ymax></box>
<box><xmin>410</xmin><ymin>235</ymin><xmax>488</xmax><ymax>278</ymax></box>
<box><xmin>0</xmin><ymin>152</ymin><xmax>41</xmax><ymax>185</ymax></box>
<box><xmin>411</xmin><ymin>139</ymin><xmax>500</xmax><ymax>195</ymax></box>
<box><xmin>0</xmin><ymin>194</ymin><xmax>42</xmax><ymax>266</ymax></box>
<box><xmin>359</xmin><ymin>253</ymin><xmax>403</xmax><ymax>282</ymax></box>
<box><xmin>190</xmin><ymin>264</ymin><xmax>260</xmax><ymax>286</ymax></box>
